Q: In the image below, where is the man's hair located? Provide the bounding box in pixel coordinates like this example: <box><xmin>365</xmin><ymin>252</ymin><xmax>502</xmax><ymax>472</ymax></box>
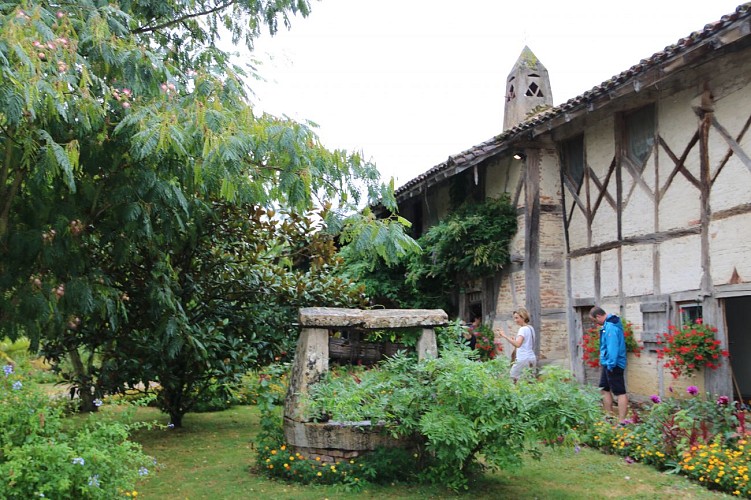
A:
<box><xmin>589</xmin><ymin>306</ymin><xmax>606</xmax><ymax>318</ymax></box>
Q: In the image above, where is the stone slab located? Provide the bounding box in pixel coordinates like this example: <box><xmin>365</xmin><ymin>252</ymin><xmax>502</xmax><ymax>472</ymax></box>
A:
<box><xmin>299</xmin><ymin>307</ymin><xmax>448</xmax><ymax>329</ymax></box>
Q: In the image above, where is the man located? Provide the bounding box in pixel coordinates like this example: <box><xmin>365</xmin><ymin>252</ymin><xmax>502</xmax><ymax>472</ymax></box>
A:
<box><xmin>590</xmin><ymin>306</ymin><xmax>628</xmax><ymax>421</ymax></box>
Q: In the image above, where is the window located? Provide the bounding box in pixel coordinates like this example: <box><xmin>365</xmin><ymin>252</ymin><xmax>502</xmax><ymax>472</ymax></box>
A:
<box><xmin>506</xmin><ymin>76</ymin><xmax>516</xmax><ymax>102</ymax></box>
<box><xmin>561</xmin><ymin>135</ymin><xmax>585</xmax><ymax>193</ymax></box>
<box><xmin>623</xmin><ymin>104</ymin><xmax>655</xmax><ymax>166</ymax></box>
<box><xmin>678</xmin><ymin>303</ymin><xmax>703</xmax><ymax>326</ymax></box>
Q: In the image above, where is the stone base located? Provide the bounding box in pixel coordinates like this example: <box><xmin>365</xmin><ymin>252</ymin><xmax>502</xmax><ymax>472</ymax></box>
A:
<box><xmin>283</xmin><ymin>417</ymin><xmax>406</xmax><ymax>463</ymax></box>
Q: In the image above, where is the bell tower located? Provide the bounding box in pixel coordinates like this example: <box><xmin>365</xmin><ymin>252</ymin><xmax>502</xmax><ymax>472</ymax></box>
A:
<box><xmin>503</xmin><ymin>46</ymin><xmax>553</xmax><ymax>131</ymax></box>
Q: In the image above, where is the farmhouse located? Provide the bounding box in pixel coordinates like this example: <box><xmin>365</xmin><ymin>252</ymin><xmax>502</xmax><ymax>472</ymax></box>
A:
<box><xmin>386</xmin><ymin>3</ymin><xmax>751</xmax><ymax>399</ymax></box>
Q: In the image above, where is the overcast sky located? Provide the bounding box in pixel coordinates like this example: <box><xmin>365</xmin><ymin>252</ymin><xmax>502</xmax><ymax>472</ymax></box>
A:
<box><xmin>240</xmin><ymin>0</ymin><xmax>744</xmax><ymax>187</ymax></box>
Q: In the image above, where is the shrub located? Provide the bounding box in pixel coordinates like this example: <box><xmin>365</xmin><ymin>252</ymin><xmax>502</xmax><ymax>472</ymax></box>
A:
<box><xmin>0</xmin><ymin>364</ymin><xmax>155</xmax><ymax>499</ymax></box>
<box><xmin>295</xmin><ymin>346</ymin><xmax>601</xmax><ymax>491</ymax></box>
<box><xmin>656</xmin><ymin>319</ymin><xmax>729</xmax><ymax>378</ymax></box>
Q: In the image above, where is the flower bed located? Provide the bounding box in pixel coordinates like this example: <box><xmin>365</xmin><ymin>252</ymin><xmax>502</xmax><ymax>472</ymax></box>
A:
<box><xmin>583</xmin><ymin>386</ymin><xmax>750</xmax><ymax>497</ymax></box>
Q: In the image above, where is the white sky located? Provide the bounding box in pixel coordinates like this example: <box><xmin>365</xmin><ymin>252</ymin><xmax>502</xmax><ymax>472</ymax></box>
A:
<box><xmin>240</xmin><ymin>0</ymin><xmax>744</xmax><ymax>187</ymax></box>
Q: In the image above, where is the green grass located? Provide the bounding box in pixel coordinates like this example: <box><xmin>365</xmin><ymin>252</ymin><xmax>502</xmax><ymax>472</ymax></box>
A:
<box><xmin>129</xmin><ymin>405</ymin><xmax>732</xmax><ymax>499</ymax></box>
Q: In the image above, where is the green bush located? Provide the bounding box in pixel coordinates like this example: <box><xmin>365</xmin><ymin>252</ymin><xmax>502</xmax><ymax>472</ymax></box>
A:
<box><xmin>0</xmin><ymin>364</ymin><xmax>155</xmax><ymax>499</ymax></box>
<box><xmin>257</xmin><ymin>341</ymin><xmax>601</xmax><ymax>491</ymax></box>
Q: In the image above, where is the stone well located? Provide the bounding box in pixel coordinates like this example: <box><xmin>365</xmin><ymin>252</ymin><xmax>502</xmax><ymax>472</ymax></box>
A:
<box><xmin>283</xmin><ymin>307</ymin><xmax>448</xmax><ymax>462</ymax></box>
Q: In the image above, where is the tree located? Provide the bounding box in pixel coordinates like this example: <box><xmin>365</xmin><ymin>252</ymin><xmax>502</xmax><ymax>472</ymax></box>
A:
<box><xmin>0</xmin><ymin>0</ymin><xmax>415</xmax><ymax>421</ymax></box>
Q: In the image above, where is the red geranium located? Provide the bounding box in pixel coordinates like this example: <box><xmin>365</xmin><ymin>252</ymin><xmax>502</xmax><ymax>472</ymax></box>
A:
<box><xmin>473</xmin><ymin>325</ymin><xmax>502</xmax><ymax>361</ymax></box>
<box><xmin>656</xmin><ymin>319</ymin><xmax>729</xmax><ymax>379</ymax></box>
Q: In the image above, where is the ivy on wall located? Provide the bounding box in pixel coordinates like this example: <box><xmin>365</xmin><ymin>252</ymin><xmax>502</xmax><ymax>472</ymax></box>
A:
<box><xmin>409</xmin><ymin>195</ymin><xmax>517</xmax><ymax>283</ymax></box>
<box><xmin>340</xmin><ymin>195</ymin><xmax>517</xmax><ymax>313</ymax></box>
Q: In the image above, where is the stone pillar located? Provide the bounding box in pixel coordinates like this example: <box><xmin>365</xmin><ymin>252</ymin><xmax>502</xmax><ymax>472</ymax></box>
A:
<box><xmin>283</xmin><ymin>327</ymin><xmax>329</xmax><ymax>422</ymax></box>
<box><xmin>417</xmin><ymin>328</ymin><xmax>437</xmax><ymax>360</ymax></box>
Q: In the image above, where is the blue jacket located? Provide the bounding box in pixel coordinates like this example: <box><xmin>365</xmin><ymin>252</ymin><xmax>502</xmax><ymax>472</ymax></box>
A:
<box><xmin>599</xmin><ymin>314</ymin><xmax>627</xmax><ymax>370</ymax></box>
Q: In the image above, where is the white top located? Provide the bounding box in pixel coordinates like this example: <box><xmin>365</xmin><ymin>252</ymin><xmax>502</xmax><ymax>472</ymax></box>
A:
<box><xmin>515</xmin><ymin>325</ymin><xmax>536</xmax><ymax>361</ymax></box>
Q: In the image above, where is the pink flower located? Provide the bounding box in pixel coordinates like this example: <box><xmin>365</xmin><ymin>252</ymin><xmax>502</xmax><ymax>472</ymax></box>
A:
<box><xmin>650</xmin><ymin>395</ymin><xmax>661</xmax><ymax>404</ymax></box>
<box><xmin>686</xmin><ymin>385</ymin><xmax>699</xmax><ymax>396</ymax></box>
<box><xmin>717</xmin><ymin>395</ymin><xmax>730</xmax><ymax>405</ymax></box>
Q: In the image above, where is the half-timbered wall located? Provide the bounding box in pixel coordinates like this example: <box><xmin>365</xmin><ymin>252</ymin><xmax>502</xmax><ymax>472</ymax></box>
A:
<box><xmin>562</xmin><ymin>47</ymin><xmax>751</xmax><ymax>397</ymax></box>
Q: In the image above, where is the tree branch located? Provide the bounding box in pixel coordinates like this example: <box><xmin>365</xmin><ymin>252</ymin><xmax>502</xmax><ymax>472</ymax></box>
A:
<box><xmin>132</xmin><ymin>0</ymin><xmax>237</xmax><ymax>35</ymax></box>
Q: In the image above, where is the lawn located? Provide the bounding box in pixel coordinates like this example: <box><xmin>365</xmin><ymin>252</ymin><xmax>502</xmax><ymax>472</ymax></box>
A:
<box><xmin>131</xmin><ymin>405</ymin><xmax>732</xmax><ymax>499</ymax></box>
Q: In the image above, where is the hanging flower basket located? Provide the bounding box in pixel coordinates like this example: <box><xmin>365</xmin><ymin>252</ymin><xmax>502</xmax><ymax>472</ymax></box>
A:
<box><xmin>581</xmin><ymin>320</ymin><xmax>641</xmax><ymax>368</ymax></box>
<box><xmin>656</xmin><ymin>319</ymin><xmax>729</xmax><ymax>379</ymax></box>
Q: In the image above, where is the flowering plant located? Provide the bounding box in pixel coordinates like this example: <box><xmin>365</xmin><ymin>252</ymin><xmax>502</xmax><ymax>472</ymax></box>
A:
<box><xmin>656</xmin><ymin>319</ymin><xmax>729</xmax><ymax>378</ymax></box>
<box><xmin>473</xmin><ymin>325</ymin><xmax>502</xmax><ymax>361</ymax></box>
<box><xmin>581</xmin><ymin>320</ymin><xmax>641</xmax><ymax>368</ymax></box>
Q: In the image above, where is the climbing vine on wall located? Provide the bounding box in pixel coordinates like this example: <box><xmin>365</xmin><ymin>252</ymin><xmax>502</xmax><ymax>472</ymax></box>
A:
<box><xmin>340</xmin><ymin>196</ymin><xmax>517</xmax><ymax>313</ymax></box>
<box><xmin>408</xmin><ymin>195</ymin><xmax>517</xmax><ymax>283</ymax></box>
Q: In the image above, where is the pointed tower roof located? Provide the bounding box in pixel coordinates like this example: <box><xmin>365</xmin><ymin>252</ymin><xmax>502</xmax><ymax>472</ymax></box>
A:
<box><xmin>503</xmin><ymin>46</ymin><xmax>553</xmax><ymax>131</ymax></box>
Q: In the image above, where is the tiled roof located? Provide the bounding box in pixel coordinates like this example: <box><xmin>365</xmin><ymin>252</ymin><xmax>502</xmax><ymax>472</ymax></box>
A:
<box><xmin>394</xmin><ymin>2</ymin><xmax>751</xmax><ymax>201</ymax></box>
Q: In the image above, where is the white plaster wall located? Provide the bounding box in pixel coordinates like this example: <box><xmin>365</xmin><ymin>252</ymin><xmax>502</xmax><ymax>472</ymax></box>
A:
<box><xmin>709</xmin><ymin>84</ymin><xmax>751</xmax><ymax>213</ymax></box>
<box><xmin>659</xmin><ymin>234</ymin><xmax>702</xmax><ymax>293</ymax></box>
<box><xmin>659</xmin><ymin>87</ymin><xmax>701</xmax><ymax>175</ymax></box>
<box><xmin>710</xmin><ymin>213</ymin><xmax>751</xmax><ymax>286</ymax></box>
<box><xmin>586</xmin><ymin>115</ymin><xmax>615</xmax><ymax>178</ymax></box>
<box><xmin>590</xmin><ymin>199</ymin><xmax>617</xmax><ymax>247</ymax></box>
<box><xmin>584</xmin><ymin>115</ymin><xmax>619</xmax><ymax>246</ymax></box>
<box><xmin>566</xmin><ymin>201</ymin><xmax>588</xmax><ymax>252</ymax></box>
<box><xmin>600</xmin><ymin>249</ymin><xmax>620</xmax><ymax>298</ymax></box>
<box><xmin>621</xmin><ymin>180</ymin><xmax>655</xmax><ymax>238</ymax></box>
<box><xmin>622</xmin><ymin>303</ymin><xmax>642</xmax><ymax>338</ymax></box>
<box><xmin>570</xmin><ymin>254</ymin><xmax>595</xmax><ymax>299</ymax></box>
<box><xmin>658</xmin><ymin>172</ymin><xmax>702</xmax><ymax>231</ymax></box>
<box><xmin>486</xmin><ymin>157</ymin><xmax>519</xmax><ymax>199</ymax></box>
<box><xmin>539</xmin><ymin>148</ymin><xmax>561</xmax><ymax>204</ymax></box>
<box><xmin>622</xmin><ymin>244</ymin><xmax>655</xmax><ymax>297</ymax></box>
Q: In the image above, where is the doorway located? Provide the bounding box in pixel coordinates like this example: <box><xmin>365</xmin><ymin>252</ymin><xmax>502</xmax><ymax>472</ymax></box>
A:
<box><xmin>725</xmin><ymin>296</ymin><xmax>751</xmax><ymax>401</ymax></box>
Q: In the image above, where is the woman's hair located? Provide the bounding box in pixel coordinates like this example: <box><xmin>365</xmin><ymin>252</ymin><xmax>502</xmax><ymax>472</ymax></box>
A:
<box><xmin>514</xmin><ymin>307</ymin><xmax>530</xmax><ymax>324</ymax></box>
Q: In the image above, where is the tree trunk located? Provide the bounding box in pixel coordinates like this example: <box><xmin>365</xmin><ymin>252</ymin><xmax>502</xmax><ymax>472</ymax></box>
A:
<box><xmin>68</xmin><ymin>348</ymin><xmax>98</xmax><ymax>413</ymax></box>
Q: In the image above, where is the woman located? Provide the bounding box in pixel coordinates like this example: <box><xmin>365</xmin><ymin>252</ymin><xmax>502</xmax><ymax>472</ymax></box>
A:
<box><xmin>495</xmin><ymin>307</ymin><xmax>537</xmax><ymax>381</ymax></box>
<box><xmin>463</xmin><ymin>315</ymin><xmax>481</xmax><ymax>350</ymax></box>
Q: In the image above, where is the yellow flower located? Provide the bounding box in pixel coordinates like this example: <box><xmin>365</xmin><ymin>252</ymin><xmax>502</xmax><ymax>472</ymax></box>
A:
<box><xmin>271</xmin><ymin>450</ymin><xmax>277</xmax><ymax>455</ymax></box>
<box><xmin>132</xmin><ymin>493</ymin><xmax>138</xmax><ymax>498</ymax></box>
<box><xmin>315</xmin><ymin>456</ymin><xmax>321</xmax><ymax>461</ymax></box>
<box><xmin>268</xmin><ymin>464</ymin><xmax>274</xmax><ymax>469</ymax></box>
<box><xmin>280</xmin><ymin>445</ymin><xmax>286</xmax><ymax>451</ymax></box>
<box><xmin>317</xmin><ymin>472</ymin><xmax>322</xmax><ymax>476</ymax></box>
<box><xmin>290</xmin><ymin>456</ymin><xmax>294</xmax><ymax>461</ymax></box>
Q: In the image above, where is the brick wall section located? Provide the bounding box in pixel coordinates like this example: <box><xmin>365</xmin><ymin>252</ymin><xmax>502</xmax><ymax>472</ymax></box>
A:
<box><xmin>539</xmin><ymin>317</ymin><xmax>570</xmax><ymax>366</ymax></box>
<box><xmin>539</xmin><ymin>269</ymin><xmax>565</xmax><ymax>309</ymax></box>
